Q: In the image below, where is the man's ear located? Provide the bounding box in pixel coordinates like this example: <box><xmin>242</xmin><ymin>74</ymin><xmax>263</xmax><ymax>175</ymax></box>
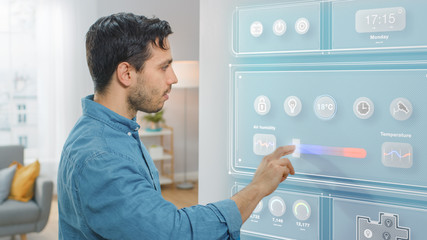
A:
<box><xmin>116</xmin><ymin>62</ymin><xmax>133</xmax><ymax>87</ymax></box>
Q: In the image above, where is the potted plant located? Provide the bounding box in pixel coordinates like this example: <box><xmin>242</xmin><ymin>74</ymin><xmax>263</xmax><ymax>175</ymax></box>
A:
<box><xmin>143</xmin><ymin>110</ymin><xmax>165</xmax><ymax>131</ymax></box>
<box><xmin>148</xmin><ymin>144</ymin><xmax>164</xmax><ymax>158</ymax></box>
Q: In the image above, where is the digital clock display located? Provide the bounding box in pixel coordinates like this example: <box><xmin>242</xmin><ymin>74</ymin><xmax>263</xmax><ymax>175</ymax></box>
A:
<box><xmin>355</xmin><ymin>7</ymin><xmax>406</xmax><ymax>33</ymax></box>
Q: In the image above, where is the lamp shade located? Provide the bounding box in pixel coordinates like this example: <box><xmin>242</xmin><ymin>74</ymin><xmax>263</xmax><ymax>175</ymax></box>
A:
<box><xmin>172</xmin><ymin>61</ymin><xmax>199</xmax><ymax>88</ymax></box>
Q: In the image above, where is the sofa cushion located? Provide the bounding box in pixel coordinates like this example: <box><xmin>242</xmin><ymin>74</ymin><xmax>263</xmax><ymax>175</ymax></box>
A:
<box><xmin>0</xmin><ymin>165</ymin><xmax>17</xmax><ymax>204</ymax></box>
<box><xmin>0</xmin><ymin>199</ymin><xmax>40</xmax><ymax>225</ymax></box>
<box><xmin>0</xmin><ymin>145</ymin><xmax>24</xmax><ymax>169</ymax></box>
<box><xmin>9</xmin><ymin>160</ymin><xmax>40</xmax><ymax>202</ymax></box>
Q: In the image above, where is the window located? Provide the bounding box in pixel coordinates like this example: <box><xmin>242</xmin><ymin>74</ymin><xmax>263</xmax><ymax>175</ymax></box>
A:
<box><xmin>18</xmin><ymin>135</ymin><xmax>28</xmax><ymax>148</ymax></box>
<box><xmin>0</xmin><ymin>0</ymin><xmax>38</xmax><ymax>149</ymax></box>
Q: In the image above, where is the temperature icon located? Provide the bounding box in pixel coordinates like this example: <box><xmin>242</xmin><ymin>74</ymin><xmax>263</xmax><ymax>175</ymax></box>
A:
<box><xmin>381</xmin><ymin>142</ymin><xmax>413</xmax><ymax>168</ymax></box>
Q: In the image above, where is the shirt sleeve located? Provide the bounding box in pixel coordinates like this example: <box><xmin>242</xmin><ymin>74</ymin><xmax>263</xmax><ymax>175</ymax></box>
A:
<box><xmin>76</xmin><ymin>152</ymin><xmax>242</xmax><ymax>240</ymax></box>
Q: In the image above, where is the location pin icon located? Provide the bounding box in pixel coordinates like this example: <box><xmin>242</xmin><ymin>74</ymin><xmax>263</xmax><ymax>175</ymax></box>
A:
<box><xmin>288</xmin><ymin>98</ymin><xmax>297</xmax><ymax>113</ymax></box>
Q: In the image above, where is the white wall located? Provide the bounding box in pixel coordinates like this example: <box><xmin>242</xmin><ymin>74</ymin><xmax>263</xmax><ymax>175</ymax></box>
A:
<box><xmin>162</xmin><ymin>89</ymin><xmax>199</xmax><ymax>179</ymax></box>
<box><xmin>199</xmin><ymin>0</ymin><xmax>235</xmax><ymax>204</ymax></box>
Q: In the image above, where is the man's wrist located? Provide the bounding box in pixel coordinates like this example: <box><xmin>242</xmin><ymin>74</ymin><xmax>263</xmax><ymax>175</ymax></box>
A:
<box><xmin>245</xmin><ymin>182</ymin><xmax>266</xmax><ymax>201</ymax></box>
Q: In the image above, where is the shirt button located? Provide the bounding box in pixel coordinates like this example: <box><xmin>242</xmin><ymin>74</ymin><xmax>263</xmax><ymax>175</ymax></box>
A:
<box><xmin>127</xmin><ymin>132</ymin><xmax>132</xmax><ymax>136</ymax></box>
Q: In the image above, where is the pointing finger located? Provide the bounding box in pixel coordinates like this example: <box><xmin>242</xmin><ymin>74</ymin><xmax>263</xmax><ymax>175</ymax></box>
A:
<box><xmin>271</xmin><ymin>145</ymin><xmax>295</xmax><ymax>159</ymax></box>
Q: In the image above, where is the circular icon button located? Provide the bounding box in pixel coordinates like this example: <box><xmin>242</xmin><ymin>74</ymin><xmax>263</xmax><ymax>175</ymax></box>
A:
<box><xmin>253</xmin><ymin>200</ymin><xmax>263</xmax><ymax>214</ymax></box>
<box><xmin>385</xmin><ymin>219</ymin><xmax>393</xmax><ymax>228</ymax></box>
<box><xmin>364</xmin><ymin>229</ymin><xmax>373</xmax><ymax>239</ymax></box>
<box><xmin>284</xmin><ymin>96</ymin><xmax>302</xmax><ymax>117</ymax></box>
<box><xmin>353</xmin><ymin>97</ymin><xmax>374</xmax><ymax>119</ymax></box>
<box><xmin>254</xmin><ymin>95</ymin><xmax>271</xmax><ymax>115</ymax></box>
<box><xmin>273</xmin><ymin>19</ymin><xmax>287</xmax><ymax>36</ymax></box>
<box><xmin>314</xmin><ymin>95</ymin><xmax>337</xmax><ymax>120</ymax></box>
<box><xmin>295</xmin><ymin>17</ymin><xmax>310</xmax><ymax>34</ymax></box>
<box><xmin>383</xmin><ymin>232</ymin><xmax>391</xmax><ymax>240</ymax></box>
<box><xmin>292</xmin><ymin>200</ymin><xmax>311</xmax><ymax>221</ymax></box>
<box><xmin>250</xmin><ymin>21</ymin><xmax>263</xmax><ymax>37</ymax></box>
<box><xmin>268</xmin><ymin>196</ymin><xmax>286</xmax><ymax>217</ymax></box>
<box><xmin>390</xmin><ymin>97</ymin><xmax>412</xmax><ymax>121</ymax></box>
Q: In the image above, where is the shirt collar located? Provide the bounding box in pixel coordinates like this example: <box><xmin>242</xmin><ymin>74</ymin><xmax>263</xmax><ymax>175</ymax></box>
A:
<box><xmin>82</xmin><ymin>95</ymin><xmax>140</xmax><ymax>133</ymax></box>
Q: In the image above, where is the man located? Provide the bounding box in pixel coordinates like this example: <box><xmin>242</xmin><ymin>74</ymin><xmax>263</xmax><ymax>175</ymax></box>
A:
<box><xmin>57</xmin><ymin>13</ymin><xmax>295</xmax><ymax>239</ymax></box>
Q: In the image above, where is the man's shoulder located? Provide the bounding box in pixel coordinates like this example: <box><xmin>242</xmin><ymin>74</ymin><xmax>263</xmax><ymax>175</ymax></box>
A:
<box><xmin>62</xmin><ymin>117</ymin><xmax>110</xmax><ymax>163</ymax></box>
<box><xmin>65</xmin><ymin>116</ymin><xmax>106</xmax><ymax>151</ymax></box>
<box><xmin>62</xmin><ymin>115</ymin><xmax>140</xmax><ymax>167</ymax></box>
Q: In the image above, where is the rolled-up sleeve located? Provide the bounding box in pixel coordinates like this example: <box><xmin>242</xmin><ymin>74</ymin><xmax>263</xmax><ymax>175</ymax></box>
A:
<box><xmin>76</xmin><ymin>152</ymin><xmax>242</xmax><ymax>240</ymax></box>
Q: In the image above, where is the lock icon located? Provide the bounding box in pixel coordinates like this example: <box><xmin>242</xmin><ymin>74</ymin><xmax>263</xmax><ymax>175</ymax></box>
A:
<box><xmin>254</xmin><ymin>95</ymin><xmax>270</xmax><ymax>115</ymax></box>
<box><xmin>258</xmin><ymin>97</ymin><xmax>267</xmax><ymax>113</ymax></box>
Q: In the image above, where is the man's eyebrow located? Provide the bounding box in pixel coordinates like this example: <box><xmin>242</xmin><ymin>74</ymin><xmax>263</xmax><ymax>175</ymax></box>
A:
<box><xmin>160</xmin><ymin>59</ymin><xmax>173</xmax><ymax>66</ymax></box>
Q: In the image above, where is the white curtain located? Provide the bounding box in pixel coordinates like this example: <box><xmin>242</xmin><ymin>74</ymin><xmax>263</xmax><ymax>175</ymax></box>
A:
<box><xmin>35</xmin><ymin>0</ymin><xmax>96</xmax><ymax>184</ymax></box>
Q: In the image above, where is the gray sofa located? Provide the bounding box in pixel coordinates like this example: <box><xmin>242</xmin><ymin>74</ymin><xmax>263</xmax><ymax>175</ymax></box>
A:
<box><xmin>0</xmin><ymin>145</ymin><xmax>53</xmax><ymax>240</ymax></box>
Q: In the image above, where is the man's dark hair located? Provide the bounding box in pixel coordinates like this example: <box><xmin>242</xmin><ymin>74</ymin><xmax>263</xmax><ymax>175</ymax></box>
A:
<box><xmin>85</xmin><ymin>13</ymin><xmax>172</xmax><ymax>93</ymax></box>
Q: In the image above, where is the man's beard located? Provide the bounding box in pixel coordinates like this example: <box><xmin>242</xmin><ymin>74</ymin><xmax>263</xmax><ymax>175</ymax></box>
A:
<box><xmin>127</xmin><ymin>77</ymin><xmax>166</xmax><ymax>114</ymax></box>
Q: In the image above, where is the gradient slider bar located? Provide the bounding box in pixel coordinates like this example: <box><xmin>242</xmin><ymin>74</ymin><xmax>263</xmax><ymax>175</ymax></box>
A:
<box><xmin>292</xmin><ymin>139</ymin><xmax>367</xmax><ymax>159</ymax></box>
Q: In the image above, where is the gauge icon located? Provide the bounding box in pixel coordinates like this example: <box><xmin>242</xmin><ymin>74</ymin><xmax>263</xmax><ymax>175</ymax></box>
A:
<box><xmin>253</xmin><ymin>200</ymin><xmax>263</xmax><ymax>214</ymax></box>
<box><xmin>269</xmin><ymin>196</ymin><xmax>286</xmax><ymax>217</ymax></box>
<box><xmin>293</xmin><ymin>200</ymin><xmax>311</xmax><ymax>221</ymax></box>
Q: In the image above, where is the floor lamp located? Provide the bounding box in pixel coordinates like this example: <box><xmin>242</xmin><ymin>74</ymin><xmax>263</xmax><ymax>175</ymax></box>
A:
<box><xmin>173</xmin><ymin>61</ymin><xmax>199</xmax><ymax>189</ymax></box>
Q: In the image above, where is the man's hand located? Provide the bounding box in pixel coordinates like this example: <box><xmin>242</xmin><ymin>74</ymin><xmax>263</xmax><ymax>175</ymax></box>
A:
<box><xmin>231</xmin><ymin>145</ymin><xmax>295</xmax><ymax>223</ymax></box>
<box><xmin>251</xmin><ymin>145</ymin><xmax>295</xmax><ymax>197</ymax></box>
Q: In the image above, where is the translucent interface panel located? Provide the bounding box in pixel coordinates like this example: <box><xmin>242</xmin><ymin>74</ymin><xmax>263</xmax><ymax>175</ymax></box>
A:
<box><xmin>332</xmin><ymin>0</ymin><xmax>427</xmax><ymax>50</ymax></box>
<box><xmin>234</xmin><ymin>2</ymin><xmax>321</xmax><ymax>55</ymax></box>
<box><xmin>333</xmin><ymin>197</ymin><xmax>427</xmax><ymax>240</ymax></box>
<box><xmin>235</xmin><ymin>184</ymin><xmax>320</xmax><ymax>240</ymax></box>
<box><xmin>232</xmin><ymin>69</ymin><xmax>427</xmax><ymax>188</ymax></box>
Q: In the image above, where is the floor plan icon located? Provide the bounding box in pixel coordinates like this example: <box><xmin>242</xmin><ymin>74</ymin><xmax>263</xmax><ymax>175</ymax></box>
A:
<box><xmin>357</xmin><ymin>213</ymin><xmax>410</xmax><ymax>240</ymax></box>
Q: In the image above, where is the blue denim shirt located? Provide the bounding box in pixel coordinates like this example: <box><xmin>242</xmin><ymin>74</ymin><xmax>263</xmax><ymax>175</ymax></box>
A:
<box><xmin>57</xmin><ymin>95</ymin><xmax>242</xmax><ymax>239</ymax></box>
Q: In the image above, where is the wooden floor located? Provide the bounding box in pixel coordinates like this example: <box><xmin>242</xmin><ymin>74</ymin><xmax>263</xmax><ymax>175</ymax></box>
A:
<box><xmin>0</xmin><ymin>181</ymin><xmax>198</xmax><ymax>240</ymax></box>
<box><xmin>161</xmin><ymin>182</ymin><xmax>199</xmax><ymax>209</ymax></box>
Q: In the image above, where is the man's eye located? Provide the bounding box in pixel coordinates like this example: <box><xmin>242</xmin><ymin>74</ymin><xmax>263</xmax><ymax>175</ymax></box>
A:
<box><xmin>162</xmin><ymin>65</ymin><xmax>169</xmax><ymax>71</ymax></box>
